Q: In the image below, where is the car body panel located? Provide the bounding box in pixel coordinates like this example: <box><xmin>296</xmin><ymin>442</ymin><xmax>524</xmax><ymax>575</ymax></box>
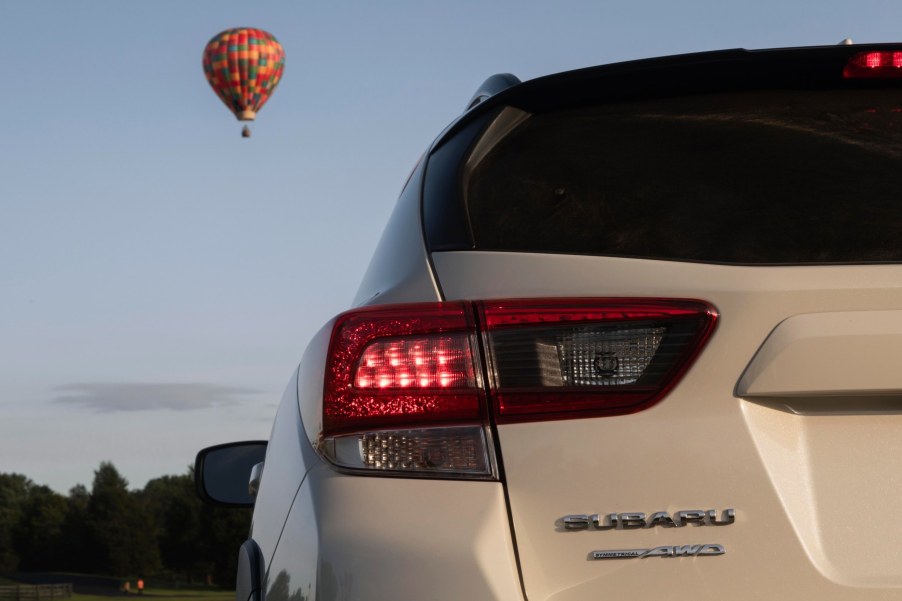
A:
<box><xmin>433</xmin><ymin>250</ymin><xmax>902</xmax><ymax>599</ymax></box>
<box><xmin>352</xmin><ymin>158</ymin><xmax>441</xmax><ymax>308</ymax></box>
<box><xmin>249</xmin><ymin>367</ymin><xmax>313</xmax><ymax>569</ymax></box>
<box><xmin>265</xmin><ymin>463</ymin><xmax>523</xmax><ymax>601</ymax></box>
<box><xmin>738</xmin><ymin>310</ymin><xmax>902</xmax><ymax>397</ymax></box>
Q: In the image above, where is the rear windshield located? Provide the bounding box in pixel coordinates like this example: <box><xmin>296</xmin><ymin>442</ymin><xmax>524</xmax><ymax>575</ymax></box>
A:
<box><xmin>466</xmin><ymin>90</ymin><xmax>902</xmax><ymax>264</ymax></box>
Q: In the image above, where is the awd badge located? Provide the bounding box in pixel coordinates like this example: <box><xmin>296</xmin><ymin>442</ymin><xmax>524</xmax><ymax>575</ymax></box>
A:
<box><xmin>592</xmin><ymin>544</ymin><xmax>725</xmax><ymax>560</ymax></box>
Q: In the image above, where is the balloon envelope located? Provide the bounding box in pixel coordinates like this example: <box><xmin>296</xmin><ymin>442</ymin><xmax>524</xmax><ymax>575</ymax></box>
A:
<box><xmin>203</xmin><ymin>28</ymin><xmax>285</xmax><ymax>121</ymax></box>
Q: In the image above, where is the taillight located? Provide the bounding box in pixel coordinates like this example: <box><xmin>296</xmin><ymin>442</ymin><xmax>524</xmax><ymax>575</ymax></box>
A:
<box><xmin>318</xmin><ymin>299</ymin><xmax>716</xmax><ymax>479</ymax></box>
<box><xmin>479</xmin><ymin>299</ymin><xmax>717</xmax><ymax>422</ymax></box>
<box><xmin>844</xmin><ymin>51</ymin><xmax>902</xmax><ymax>78</ymax></box>
<box><xmin>320</xmin><ymin>303</ymin><xmax>493</xmax><ymax>479</ymax></box>
<box><xmin>323</xmin><ymin>303</ymin><xmax>484</xmax><ymax>436</ymax></box>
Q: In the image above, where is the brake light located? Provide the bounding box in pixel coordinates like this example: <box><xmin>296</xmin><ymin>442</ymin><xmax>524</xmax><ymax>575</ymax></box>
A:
<box><xmin>844</xmin><ymin>51</ymin><xmax>902</xmax><ymax>78</ymax></box>
<box><xmin>319</xmin><ymin>299</ymin><xmax>716</xmax><ymax>479</ymax></box>
<box><xmin>353</xmin><ymin>336</ymin><xmax>477</xmax><ymax>389</ymax></box>
<box><xmin>323</xmin><ymin>303</ymin><xmax>483</xmax><ymax>437</ymax></box>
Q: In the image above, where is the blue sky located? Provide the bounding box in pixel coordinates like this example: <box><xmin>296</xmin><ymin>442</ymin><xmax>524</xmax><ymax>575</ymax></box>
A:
<box><xmin>3</xmin><ymin>0</ymin><xmax>901</xmax><ymax>493</ymax></box>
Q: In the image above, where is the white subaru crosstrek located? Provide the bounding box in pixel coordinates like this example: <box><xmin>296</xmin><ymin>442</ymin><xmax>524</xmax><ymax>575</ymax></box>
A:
<box><xmin>196</xmin><ymin>43</ymin><xmax>902</xmax><ymax>600</ymax></box>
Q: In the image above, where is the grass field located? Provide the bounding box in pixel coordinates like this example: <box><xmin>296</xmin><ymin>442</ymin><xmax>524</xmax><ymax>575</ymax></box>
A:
<box><xmin>0</xmin><ymin>583</ymin><xmax>232</xmax><ymax>601</ymax></box>
<box><xmin>72</xmin><ymin>591</ymin><xmax>233</xmax><ymax>601</ymax></box>
<box><xmin>141</xmin><ymin>590</ymin><xmax>233</xmax><ymax>598</ymax></box>
<box><xmin>0</xmin><ymin>575</ymin><xmax>233</xmax><ymax>601</ymax></box>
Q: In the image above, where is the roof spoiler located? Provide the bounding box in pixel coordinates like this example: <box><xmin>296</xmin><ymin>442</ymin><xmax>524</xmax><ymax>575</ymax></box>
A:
<box><xmin>466</xmin><ymin>73</ymin><xmax>521</xmax><ymax>110</ymax></box>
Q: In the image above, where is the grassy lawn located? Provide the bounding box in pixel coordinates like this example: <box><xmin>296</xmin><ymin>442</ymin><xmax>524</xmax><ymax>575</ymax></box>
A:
<box><xmin>142</xmin><ymin>590</ymin><xmax>233</xmax><ymax>599</ymax></box>
<box><xmin>72</xmin><ymin>592</ymin><xmax>233</xmax><ymax>601</ymax></box>
<box><xmin>0</xmin><ymin>577</ymin><xmax>233</xmax><ymax>601</ymax></box>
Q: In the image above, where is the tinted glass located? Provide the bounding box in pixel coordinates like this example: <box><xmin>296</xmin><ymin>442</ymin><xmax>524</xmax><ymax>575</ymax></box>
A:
<box><xmin>200</xmin><ymin>442</ymin><xmax>267</xmax><ymax>506</ymax></box>
<box><xmin>466</xmin><ymin>90</ymin><xmax>902</xmax><ymax>264</ymax></box>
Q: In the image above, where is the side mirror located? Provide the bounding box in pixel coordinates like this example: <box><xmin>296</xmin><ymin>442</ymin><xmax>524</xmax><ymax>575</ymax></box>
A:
<box><xmin>195</xmin><ymin>441</ymin><xmax>268</xmax><ymax>507</ymax></box>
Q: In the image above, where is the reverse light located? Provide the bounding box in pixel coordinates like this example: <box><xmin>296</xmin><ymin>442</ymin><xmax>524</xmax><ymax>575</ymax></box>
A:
<box><xmin>844</xmin><ymin>51</ymin><xmax>902</xmax><ymax>78</ymax></box>
<box><xmin>319</xmin><ymin>299</ymin><xmax>716</xmax><ymax>479</ymax></box>
<box><xmin>322</xmin><ymin>426</ymin><xmax>492</xmax><ymax>476</ymax></box>
<box><xmin>479</xmin><ymin>299</ymin><xmax>717</xmax><ymax>422</ymax></box>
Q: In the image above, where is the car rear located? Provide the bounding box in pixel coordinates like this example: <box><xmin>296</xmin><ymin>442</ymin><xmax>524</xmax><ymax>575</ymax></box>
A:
<box><xmin>266</xmin><ymin>44</ymin><xmax>902</xmax><ymax>601</ymax></box>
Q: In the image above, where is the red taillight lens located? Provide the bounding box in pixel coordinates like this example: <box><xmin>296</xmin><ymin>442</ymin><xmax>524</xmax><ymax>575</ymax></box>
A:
<box><xmin>844</xmin><ymin>51</ymin><xmax>902</xmax><ymax>78</ymax></box>
<box><xmin>353</xmin><ymin>335</ymin><xmax>477</xmax><ymax>390</ymax></box>
<box><xmin>477</xmin><ymin>299</ymin><xmax>717</xmax><ymax>421</ymax></box>
<box><xmin>323</xmin><ymin>303</ymin><xmax>484</xmax><ymax>437</ymax></box>
<box><xmin>319</xmin><ymin>299</ymin><xmax>716</xmax><ymax>478</ymax></box>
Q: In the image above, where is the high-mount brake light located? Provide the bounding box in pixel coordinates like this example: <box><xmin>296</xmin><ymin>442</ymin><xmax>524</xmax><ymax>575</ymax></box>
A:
<box><xmin>318</xmin><ymin>299</ymin><xmax>716</xmax><ymax>479</ymax></box>
<box><xmin>844</xmin><ymin>51</ymin><xmax>902</xmax><ymax>78</ymax></box>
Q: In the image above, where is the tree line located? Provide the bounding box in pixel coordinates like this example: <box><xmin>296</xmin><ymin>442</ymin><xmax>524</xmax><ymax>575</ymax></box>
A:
<box><xmin>0</xmin><ymin>462</ymin><xmax>250</xmax><ymax>587</ymax></box>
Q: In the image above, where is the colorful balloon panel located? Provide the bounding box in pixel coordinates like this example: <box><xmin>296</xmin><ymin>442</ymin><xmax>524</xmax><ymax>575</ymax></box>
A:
<box><xmin>203</xmin><ymin>28</ymin><xmax>285</xmax><ymax>121</ymax></box>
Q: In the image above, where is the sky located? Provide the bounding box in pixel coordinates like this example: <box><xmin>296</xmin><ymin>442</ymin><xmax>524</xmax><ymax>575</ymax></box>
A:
<box><xmin>3</xmin><ymin>0</ymin><xmax>902</xmax><ymax>493</ymax></box>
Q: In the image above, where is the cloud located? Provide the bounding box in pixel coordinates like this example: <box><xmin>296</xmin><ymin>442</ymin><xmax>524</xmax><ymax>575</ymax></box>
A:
<box><xmin>52</xmin><ymin>382</ymin><xmax>260</xmax><ymax>412</ymax></box>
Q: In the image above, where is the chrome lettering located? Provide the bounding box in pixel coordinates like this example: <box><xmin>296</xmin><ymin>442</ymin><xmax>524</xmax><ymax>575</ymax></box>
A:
<box><xmin>646</xmin><ymin>511</ymin><xmax>676</xmax><ymax>528</ymax></box>
<box><xmin>672</xmin><ymin>544</ymin><xmax>703</xmax><ymax>556</ymax></box>
<box><xmin>643</xmin><ymin>545</ymin><xmax>677</xmax><ymax>557</ymax></box>
<box><xmin>698</xmin><ymin>543</ymin><xmax>726</xmax><ymax>556</ymax></box>
<box><xmin>619</xmin><ymin>512</ymin><xmax>646</xmax><ymax>529</ymax></box>
<box><xmin>562</xmin><ymin>508</ymin><xmax>735</xmax><ymax>530</ymax></box>
<box><xmin>591</xmin><ymin>513</ymin><xmax>617</xmax><ymax>530</ymax></box>
<box><xmin>563</xmin><ymin>515</ymin><xmax>590</xmax><ymax>530</ymax></box>
<box><xmin>591</xmin><ymin>543</ymin><xmax>726</xmax><ymax>560</ymax></box>
<box><xmin>675</xmin><ymin>509</ymin><xmax>707</xmax><ymax>526</ymax></box>
<box><xmin>592</xmin><ymin>549</ymin><xmax>644</xmax><ymax>559</ymax></box>
<box><xmin>706</xmin><ymin>508</ymin><xmax>735</xmax><ymax>526</ymax></box>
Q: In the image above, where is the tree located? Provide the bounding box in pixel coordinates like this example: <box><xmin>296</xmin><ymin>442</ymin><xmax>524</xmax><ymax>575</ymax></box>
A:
<box><xmin>0</xmin><ymin>462</ymin><xmax>250</xmax><ymax>586</ymax></box>
<box><xmin>198</xmin><ymin>503</ymin><xmax>251</xmax><ymax>587</ymax></box>
<box><xmin>59</xmin><ymin>484</ymin><xmax>93</xmax><ymax>573</ymax></box>
<box><xmin>12</xmin><ymin>484</ymin><xmax>67</xmax><ymax>571</ymax></box>
<box><xmin>0</xmin><ymin>474</ymin><xmax>32</xmax><ymax>571</ymax></box>
<box><xmin>86</xmin><ymin>462</ymin><xmax>161</xmax><ymax>577</ymax></box>
<box><xmin>141</xmin><ymin>473</ymin><xmax>203</xmax><ymax>581</ymax></box>
<box><xmin>141</xmin><ymin>468</ymin><xmax>251</xmax><ymax>587</ymax></box>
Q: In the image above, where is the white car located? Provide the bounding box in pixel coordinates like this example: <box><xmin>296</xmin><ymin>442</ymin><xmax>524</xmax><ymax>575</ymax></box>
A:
<box><xmin>196</xmin><ymin>44</ymin><xmax>902</xmax><ymax>600</ymax></box>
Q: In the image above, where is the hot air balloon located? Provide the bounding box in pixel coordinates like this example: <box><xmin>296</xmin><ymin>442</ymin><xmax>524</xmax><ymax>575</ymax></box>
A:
<box><xmin>202</xmin><ymin>28</ymin><xmax>285</xmax><ymax>138</ymax></box>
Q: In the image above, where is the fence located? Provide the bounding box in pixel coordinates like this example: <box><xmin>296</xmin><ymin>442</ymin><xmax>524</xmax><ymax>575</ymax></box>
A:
<box><xmin>0</xmin><ymin>585</ymin><xmax>73</xmax><ymax>600</ymax></box>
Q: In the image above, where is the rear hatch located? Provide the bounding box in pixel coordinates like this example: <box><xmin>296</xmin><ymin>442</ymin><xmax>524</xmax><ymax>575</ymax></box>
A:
<box><xmin>427</xmin><ymin>46</ymin><xmax>902</xmax><ymax>600</ymax></box>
